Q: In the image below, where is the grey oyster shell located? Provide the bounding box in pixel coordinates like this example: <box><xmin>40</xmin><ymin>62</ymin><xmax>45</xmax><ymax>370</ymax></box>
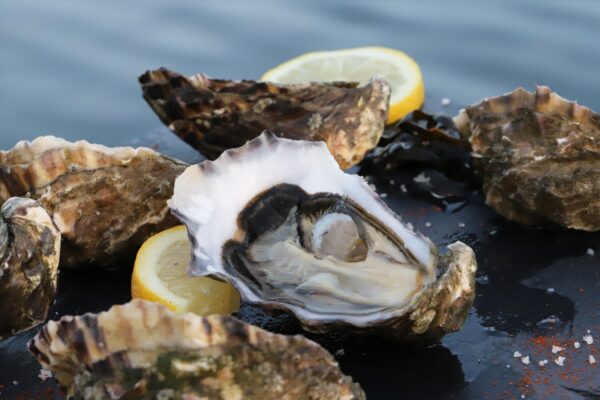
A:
<box><xmin>139</xmin><ymin>68</ymin><xmax>390</xmax><ymax>169</ymax></box>
<box><xmin>28</xmin><ymin>300</ymin><xmax>365</xmax><ymax>400</ymax></box>
<box><xmin>170</xmin><ymin>133</ymin><xmax>477</xmax><ymax>342</ymax></box>
<box><xmin>0</xmin><ymin>197</ymin><xmax>60</xmax><ymax>340</ymax></box>
<box><xmin>454</xmin><ymin>86</ymin><xmax>600</xmax><ymax>231</ymax></box>
<box><xmin>0</xmin><ymin>136</ymin><xmax>187</xmax><ymax>268</ymax></box>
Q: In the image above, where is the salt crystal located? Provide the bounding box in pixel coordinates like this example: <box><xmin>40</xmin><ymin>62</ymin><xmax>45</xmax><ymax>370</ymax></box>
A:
<box><xmin>12</xmin><ymin>381</ymin><xmax>18</xmax><ymax>386</ymax></box>
<box><xmin>506</xmin><ymin>364</ymin><xmax>511</xmax><ymax>369</ymax></box>
<box><xmin>533</xmin><ymin>155</ymin><xmax>545</xmax><ymax>161</ymax></box>
<box><xmin>441</xmin><ymin>98</ymin><xmax>451</xmax><ymax>106</ymax></box>
<box><xmin>521</xmin><ymin>356</ymin><xmax>530</xmax><ymax>365</ymax></box>
<box><xmin>335</xmin><ymin>348</ymin><xmax>345</xmax><ymax>357</ymax></box>
<box><xmin>458</xmin><ymin>222</ymin><xmax>466</xmax><ymax>228</ymax></box>
<box><xmin>583</xmin><ymin>334</ymin><xmax>594</xmax><ymax>345</ymax></box>
<box><xmin>488</xmin><ymin>230</ymin><xmax>497</xmax><ymax>236</ymax></box>
<box><xmin>587</xmin><ymin>248</ymin><xmax>595</xmax><ymax>256</ymax></box>
<box><xmin>400</xmin><ymin>184</ymin><xmax>408</xmax><ymax>193</ymax></box>
<box><xmin>406</xmin><ymin>222</ymin><xmax>414</xmax><ymax>231</ymax></box>
<box><xmin>590</xmin><ymin>355</ymin><xmax>597</xmax><ymax>365</ymax></box>
<box><xmin>538</xmin><ymin>359</ymin><xmax>548</xmax><ymax>367</ymax></box>
<box><xmin>389</xmin><ymin>179</ymin><xmax>395</xmax><ymax>185</ymax></box>
<box><xmin>413</xmin><ymin>172</ymin><xmax>431</xmax><ymax>186</ymax></box>
<box><xmin>38</xmin><ymin>368</ymin><xmax>52</xmax><ymax>381</ymax></box>
<box><xmin>552</xmin><ymin>345</ymin><xmax>564</xmax><ymax>354</ymax></box>
<box><xmin>556</xmin><ymin>137</ymin><xmax>568</xmax><ymax>145</ymax></box>
<box><xmin>574</xmin><ymin>342</ymin><xmax>581</xmax><ymax>349</ymax></box>
<box><xmin>380</xmin><ymin>193</ymin><xmax>388</xmax><ymax>198</ymax></box>
<box><xmin>513</xmin><ymin>351</ymin><xmax>522</xmax><ymax>358</ymax></box>
<box><xmin>368</xmin><ymin>183</ymin><xmax>377</xmax><ymax>192</ymax></box>
<box><xmin>425</xmin><ymin>222</ymin><xmax>432</xmax><ymax>228</ymax></box>
<box><xmin>554</xmin><ymin>356</ymin><xmax>565</xmax><ymax>366</ymax></box>
<box><xmin>546</xmin><ymin>288</ymin><xmax>555</xmax><ymax>294</ymax></box>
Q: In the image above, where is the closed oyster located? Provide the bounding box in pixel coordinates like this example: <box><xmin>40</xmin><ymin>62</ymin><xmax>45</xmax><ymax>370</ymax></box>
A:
<box><xmin>170</xmin><ymin>133</ymin><xmax>477</xmax><ymax>341</ymax></box>
<box><xmin>454</xmin><ymin>86</ymin><xmax>600</xmax><ymax>231</ymax></box>
<box><xmin>139</xmin><ymin>68</ymin><xmax>390</xmax><ymax>169</ymax></box>
<box><xmin>0</xmin><ymin>197</ymin><xmax>60</xmax><ymax>340</ymax></box>
<box><xmin>28</xmin><ymin>299</ymin><xmax>364</xmax><ymax>400</ymax></box>
<box><xmin>0</xmin><ymin>136</ymin><xmax>187</xmax><ymax>268</ymax></box>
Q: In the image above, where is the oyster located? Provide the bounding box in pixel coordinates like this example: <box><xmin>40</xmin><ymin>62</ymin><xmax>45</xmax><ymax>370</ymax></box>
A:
<box><xmin>0</xmin><ymin>136</ymin><xmax>187</xmax><ymax>268</ymax></box>
<box><xmin>454</xmin><ymin>86</ymin><xmax>600</xmax><ymax>231</ymax></box>
<box><xmin>139</xmin><ymin>68</ymin><xmax>390</xmax><ymax>169</ymax></box>
<box><xmin>28</xmin><ymin>299</ymin><xmax>365</xmax><ymax>400</ymax></box>
<box><xmin>170</xmin><ymin>132</ymin><xmax>477</xmax><ymax>341</ymax></box>
<box><xmin>0</xmin><ymin>197</ymin><xmax>60</xmax><ymax>340</ymax></box>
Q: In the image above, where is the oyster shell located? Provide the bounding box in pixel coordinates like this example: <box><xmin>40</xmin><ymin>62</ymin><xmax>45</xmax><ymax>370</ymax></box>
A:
<box><xmin>0</xmin><ymin>136</ymin><xmax>187</xmax><ymax>268</ymax></box>
<box><xmin>139</xmin><ymin>68</ymin><xmax>390</xmax><ymax>169</ymax></box>
<box><xmin>0</xmin><ymin>197</ymin><xmax>60</xmax><ymax>340</ymax></box>
<box><xmin>28</xmin><ymin>299</ymin><xmax>365</xmax><ymax>400</ymax></box>
<box><xmin>454</xmin><ymin>86</ymin><xmax>600</xmax><ymax>231</ymax></box>
<box><xmin>170</xmin><ymin>132</ymin><xmax>477</xmax><ymax>341</ymax></box>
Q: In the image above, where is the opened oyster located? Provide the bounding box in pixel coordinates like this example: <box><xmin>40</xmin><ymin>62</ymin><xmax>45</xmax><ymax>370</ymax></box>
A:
<box><xmin>29</xmin><ymin>300</ymin><xmax>364</xmax><ymax>400</ymax></box>
<box><xmin>0</xmin><ymin>136</ymin><xmax>187</xmax><ymax>268</ymax></box>
<box><xmin>454</xmin><ymin>86</ymin><xmax>600</xmax><ymax>231</ymax></box>
<box><xmin>170</xmin><ymin>133</ymin><xmax>477</xmax><ymax>341</ymax></box>
<box><xmin>139</xmin><ymin>68</ymin><xmax>390</xmax><ymax>169</ymax></box>
<box><xmin>0</xmin><ymin>197</ymin><xmax>60</xmax><ymax>340</ymax></box>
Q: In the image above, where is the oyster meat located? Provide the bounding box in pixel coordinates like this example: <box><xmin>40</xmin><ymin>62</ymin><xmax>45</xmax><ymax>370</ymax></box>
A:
<box><xmin>28</xmin><ymin>299</ymin><xmax>364</xmax><ymax>400</ymax></box>
<box><xmin>139</xmin><ymin>68</ymin><xmax>390</xmax><ymax>169</ymax></box>
<box><xmin>0</xmin><ymin>136</ymin><xmax>187</xmax><ymax>268</ymax></box>
<box><xmin>0</xmin><ymin>197</ymin><xmax>60</xmax><ymax>340</ymax></box>
<box><xmin>454</xmin><ymin>86</ymin><xmax>600</xmax><ymax>231</ymax></box>
<box><xmin>170</xmin><ymin>132</ymin><xmax>477</xmax><ymax>341</ymax></box>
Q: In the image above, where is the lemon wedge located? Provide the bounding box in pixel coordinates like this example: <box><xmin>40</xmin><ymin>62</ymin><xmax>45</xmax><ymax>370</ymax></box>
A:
<box><xmin>131</xmin><ymin>225</ymin><xmax>240</xmax><ymax>316</ymax></box>
<box><xmin>261</xmin><ymin>46</ymin><xmax>424</xmax><ymax>124</ymax></box>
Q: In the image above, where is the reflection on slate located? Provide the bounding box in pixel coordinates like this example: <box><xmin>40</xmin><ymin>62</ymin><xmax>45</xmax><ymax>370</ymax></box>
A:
<box><xmin>473</xmin><ymin>227</ymin><xmax>583</xmax><ymax>335</ymax></box>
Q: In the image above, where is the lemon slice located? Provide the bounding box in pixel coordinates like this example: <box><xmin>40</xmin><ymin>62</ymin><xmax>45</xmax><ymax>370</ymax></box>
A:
<box><xmin>131</xmin><ymin>225</ymin><xmax>240</xmax><ymax>315</ymax></box>
<box><xmin>261</xmin><ymin>46</ymin><xmax>425</xmax><ymax>124</ymax></box>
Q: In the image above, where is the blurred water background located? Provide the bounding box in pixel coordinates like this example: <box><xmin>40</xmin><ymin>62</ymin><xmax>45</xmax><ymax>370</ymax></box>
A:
<box><xmin>1</xmin><ymin>0</ymin><xmax>599</xmax><ymax>149</ymax></box>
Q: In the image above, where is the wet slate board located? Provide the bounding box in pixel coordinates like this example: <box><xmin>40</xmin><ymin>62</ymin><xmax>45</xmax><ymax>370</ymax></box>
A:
<box><xmin>1</xmin><ymin>101</ymin><xmax>599</xmax><ymax>400</ymax></box>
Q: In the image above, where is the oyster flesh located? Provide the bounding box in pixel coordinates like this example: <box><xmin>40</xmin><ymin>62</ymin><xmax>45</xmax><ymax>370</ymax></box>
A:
<box><xmin>28</xmin><ymin>299</ymin><xmax>365</xmax><ymax>400</ymax></box>
<box><xmin>454</xmin><ymin>86</ymin><xmax>600</xmax><ymax>231</ymax></box>
<box><xmin>170</xmin><ymin>132</ymin><xmax>477</xmax><ymax>341</ymax></box>
<box><xmin>0</xmin><ymin>197</ymin><xmax>60</xmax><ymax>340</ymax></box>
<box><xmin>139</xmin><ymin>68</ymin><xmax>390</xmax><ymax>169</ymax></box>
<box><xmin>0</xmin><ymin>136</ymin><xmax>187</xmax><ymax>268</ymax></box>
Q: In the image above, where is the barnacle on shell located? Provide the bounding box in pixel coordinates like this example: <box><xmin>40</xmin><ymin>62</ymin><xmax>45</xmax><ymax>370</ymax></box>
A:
<box><xmin>0</xmin><ymin>197</ymin><xmax>60</xmax><ymax>340</ymax></box>
<box><xmin>28</xmin><ymin>300</ymin><xmax>365</xmax><ymax>400</ymax></box>
<box><xmin>454</xmin><ymin>86</ymin><xmax>600</xmax><ymax>231</ymax></box>
<box><xmin>139</xmin><ymin>68</ymin><xmax>391</xmax><ymax>169</ymax></box>
<box><xmin>0</xmin><ymin>136</ymin><xmax>187</xmax><ymax>268</ymax></box>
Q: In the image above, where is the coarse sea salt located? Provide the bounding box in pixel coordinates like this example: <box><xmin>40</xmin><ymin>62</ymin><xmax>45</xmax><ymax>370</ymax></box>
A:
<box><xmin>589</xmin><ymin>355</ymin><xmax>597</xmax><ymax>365</ymax></box>
<box><xmin>521</xmin><ymin>356</ymin><xmax>530</xmax><ymax>365</ymax></box>
<box><xmin>552</xmin><ymin>345</ymin><xmax>564</xmax><ymax>354</ymax></box>
<box><xmin>574</xmin><ymin>342</ymin><xmax>581</xmax><ymax>349</ymax></box>
<box><xmin>583</xmin><ymin>334</ymin><xmax>594</xmax><ymax>345</ymax></box>
<box><xmin>513</xmin><ymin>351</ymin><xmax>522</xmax><ymax>358</ymax></box>
<box><xmin>538</xmin><ymin>359</ymin><xmax>548</xmax><ymax>367</ymax></box>
<box><xmin>554</xmin><ymin>356</ymin><xmax>566</xmax><ymax>367</ymax></box>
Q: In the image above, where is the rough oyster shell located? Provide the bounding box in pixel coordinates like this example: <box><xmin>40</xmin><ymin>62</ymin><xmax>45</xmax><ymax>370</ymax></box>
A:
<box><xmin>170</xmin><ymin>132</ymin><xmax>477</xmax><ymax>341</ymax></box>
<box><xmin>0</xmin><ymin>197</ymin><xmax>60</xmax><ymax>340</ymax></box>
<box><xmin>0</xmin><ymin>136</ymin><xmax>187</xmax><ymax>268</ymax></box>
<box><xmin>454</xmin><ymin>86</ymin><xmax>600</xmax><ymax>231</ymax></box>
<box><xmin>28</xmin><ymin>299</ymin><xmax>365</xmax><ymax>400</ymax></box>
<box><xmin>139</xmin><ymin>68</ymin><xmax>390</xmax><ymax>169</ymax></box>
